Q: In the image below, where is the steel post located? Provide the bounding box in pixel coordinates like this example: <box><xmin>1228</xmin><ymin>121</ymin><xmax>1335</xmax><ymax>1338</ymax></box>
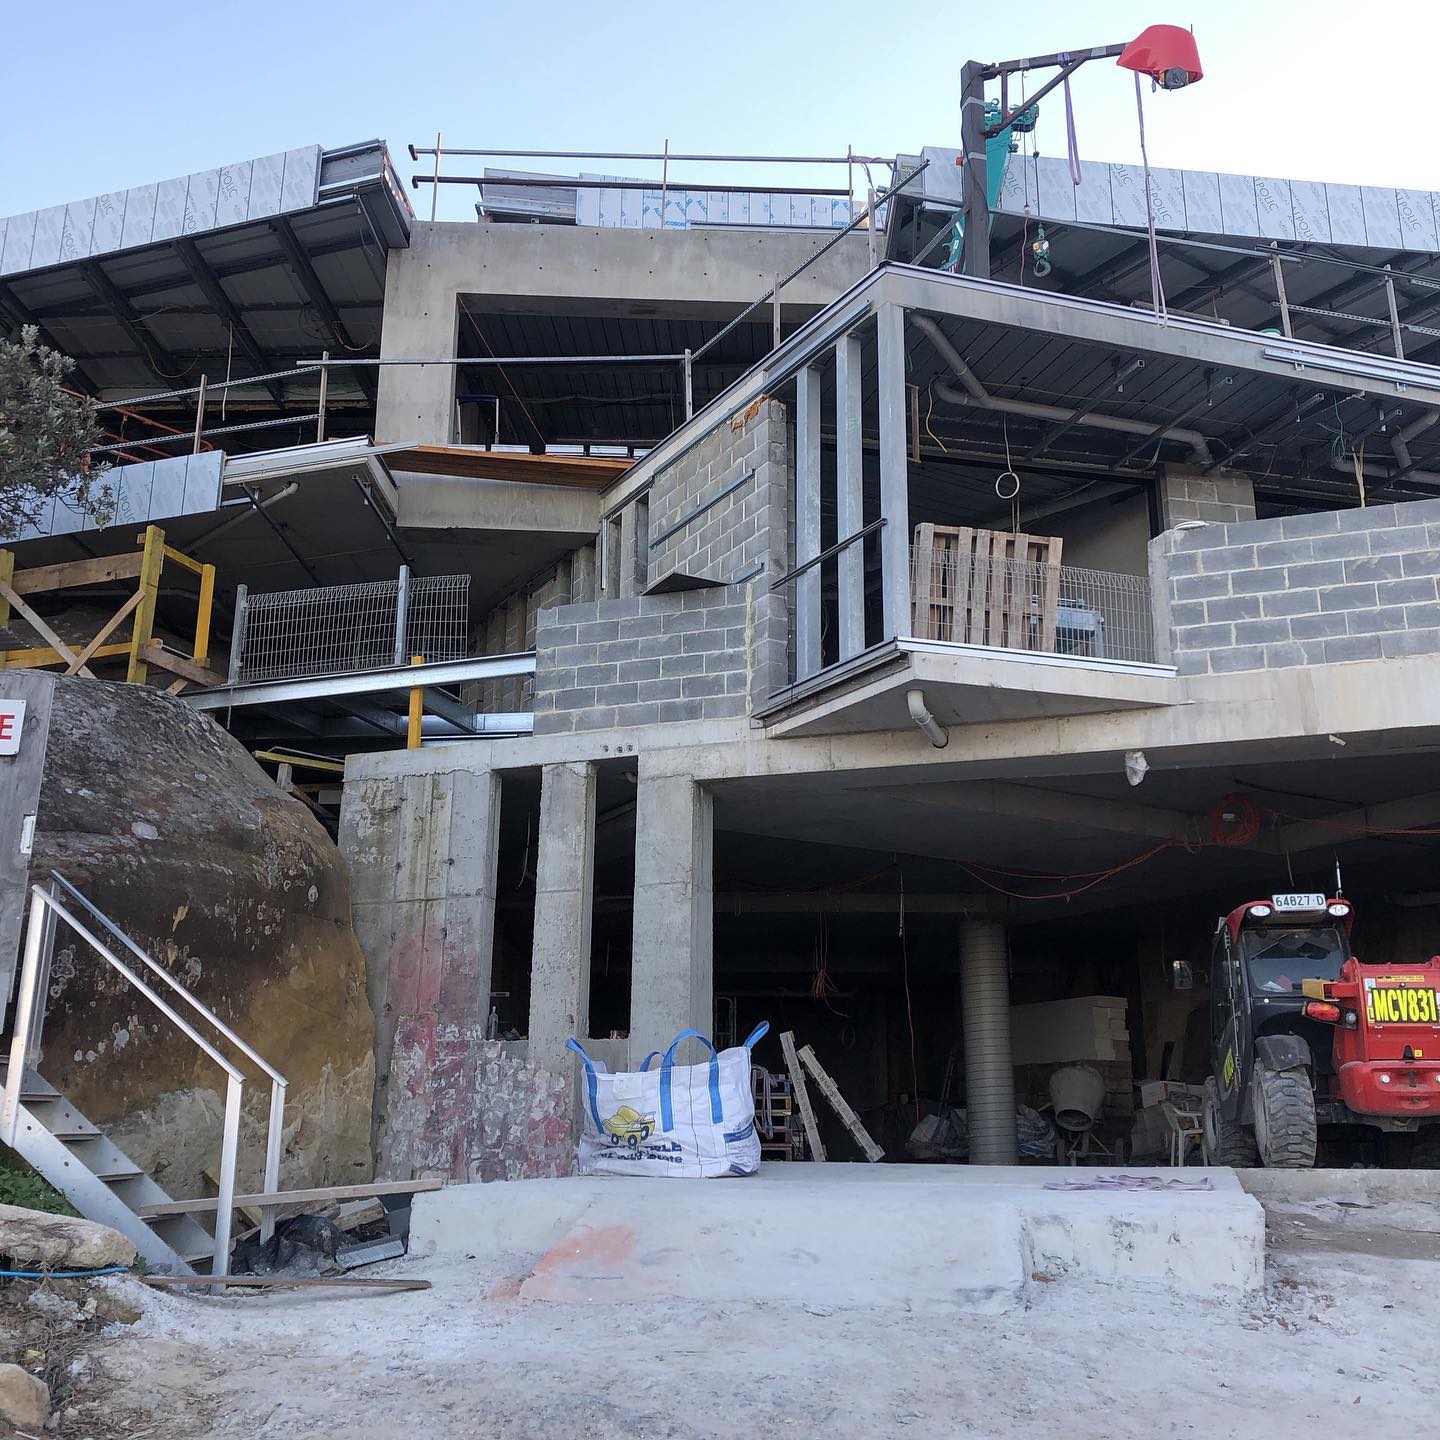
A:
<box><xmin>227</xmin><ymin>584</ymin><xmax>249</xmax><ymax>685</ymax></box>
<box><xmin>212</xmin><ymin>1074</ymin><xmax>243</xmax><ymax>1285</ymax></box>
<box><xmin>960</xmin><ymin>61</ymin><xmax>990</xmax><ymax>278</ymax></box>
<box><xmin>2</xmin><ymin>891</ymin><xmax>50</xmax><ymax>1145</ymax></box>
<box><xmin>260</xmin><ymin>1081</ymin><xmax>286</xmax><ymax>1243</ymax></box>
<box><xmin>393</xmin><ymin>565</ymin><xmax>412</xmax><ymax>666</ymax></box>
<box><xmin>877</xmin><ymin>303</ymin><xmax>912</xmax><ymax>639</ymax></box>
<box><xmin>835</xmin><ymin>333</ymin><xmax>865</xmax><ymax>659</ymax></box>
<box><xmin>794</xmin><ymin>366</ymin><xmax>823</xmax><ymax>679</ymax></box>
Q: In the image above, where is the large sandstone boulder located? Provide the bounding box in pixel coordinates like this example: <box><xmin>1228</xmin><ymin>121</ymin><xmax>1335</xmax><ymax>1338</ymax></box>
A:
<box><xmin>0</xmin><ymin>1204</ymin><xmax>136</xmax><ymax>1270</ymax></box>
<box><xmin>0</xmin><ymin>1363</ymin><xmax>49</xmax><ymax>1431</ymax></box>
<box><xmin>29</xmin><ymin>678</ymin><xmax>375</xmax><ymax>1198</ymax></box>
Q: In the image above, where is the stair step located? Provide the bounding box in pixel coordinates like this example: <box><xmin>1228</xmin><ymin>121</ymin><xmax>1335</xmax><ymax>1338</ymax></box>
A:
<box><xmin>0</xmin><ymin>1064</ymin><xmax>62</xmax><ymax>1102</ymax></box>
<box><xmin>18</xmin><ymin>1096</ymin><xmax>102</xmax><ymax>1140</ymax></box>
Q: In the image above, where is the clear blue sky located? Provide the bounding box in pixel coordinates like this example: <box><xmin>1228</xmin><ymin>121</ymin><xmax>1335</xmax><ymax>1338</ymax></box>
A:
<box><xmin>3</xmin><ymin>0</ymin><xmax>1436</xmax><ymax>220</ymax></box>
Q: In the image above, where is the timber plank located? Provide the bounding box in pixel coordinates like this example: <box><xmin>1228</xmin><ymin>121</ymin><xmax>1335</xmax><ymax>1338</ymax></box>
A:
<box><xmin>778</xmin><ymin>1030</ymin><xmax>826</xmax><ymax>1162</ymax></box>
<box><xmin>383</xmin><ymin>445</ymin><xmax>629</xmax><ymax>489</ymax></box>
<box><xmin>797</xmin><ymin>1043</ymin><xmax>884</xmax><ymax>1163</ymax></box>
<box><xmin>136</xmin><ymin>1177</ymin><xmax>444</xmax><ymax>1218</ymax></box>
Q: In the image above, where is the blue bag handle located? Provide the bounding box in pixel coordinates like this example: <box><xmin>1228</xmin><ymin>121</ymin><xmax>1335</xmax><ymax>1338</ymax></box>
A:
<box><xmin>566</xmin><ymin>1038</ymin><xmax>605</xmax><ymax>1133</ymax></box>
<box><xmin>638</xmin><ymin>1051</ymin><xmax>663</xmax><ymax>1072</ymax></box>
<box><xmin>659</xmin><ymin>1028</ymin><xmax>722</xmax><ymax>1133</ymax></box>
<box><xmin>742</xmin><ymin>1022</ymin><xmax>770</xmax><ymax>1049</ymax></box>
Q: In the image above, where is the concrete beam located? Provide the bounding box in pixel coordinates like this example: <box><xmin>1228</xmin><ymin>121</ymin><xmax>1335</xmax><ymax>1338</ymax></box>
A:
<box><xmin>393</xmin><ymin>473</ymin><xmax>600</xmax><ymax>536</ymax></box>
<box><xmin>1279</xmin><ymin>789</ymin><xmax>1440</xmax><ymax>854</ymax></box>
<box><xmin>375</xmin><ymin>222</ymin><xmax>869</xmax><ymax>448</ymax></box>
<box><xmin>872</xmin><ymin>779</ymin><xmax>1201</xmax><ymax>845</ymax></box>
<box><xmin>529</xmin><ymin>762</ymin><xmax>597</xmax><ymax>1069</ymax></box>
<box><xmin>630</xmin><ymin>768</ymin><xmax>713</xmax><ymax>1058</ymax></box>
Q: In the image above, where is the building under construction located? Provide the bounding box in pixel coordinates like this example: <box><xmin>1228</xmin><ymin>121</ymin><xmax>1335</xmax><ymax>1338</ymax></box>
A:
<box><xmin>8</xmin><ymin>36</ymin><xmax>1440</xmax><ymax>1212</ymax></box>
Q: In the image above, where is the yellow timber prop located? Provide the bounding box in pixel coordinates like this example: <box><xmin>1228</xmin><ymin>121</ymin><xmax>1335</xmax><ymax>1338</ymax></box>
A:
<box><xmin>0</xmin><ymin>525</ymin><xmax>221</xmax><ymax>691</ymax></box>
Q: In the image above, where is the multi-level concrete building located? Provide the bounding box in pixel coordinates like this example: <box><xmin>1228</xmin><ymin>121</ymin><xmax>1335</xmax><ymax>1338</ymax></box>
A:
<box><xmin>9</xmin><ymin>126</ymin><xmax>1440</xmax><ymax>1178</ymax></box>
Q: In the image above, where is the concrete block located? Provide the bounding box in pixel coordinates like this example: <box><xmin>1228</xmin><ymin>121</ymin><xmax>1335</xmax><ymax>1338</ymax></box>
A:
<box><xmin>1199</xmin><ymin>544</ymin><xmax>1257</xmax><ymax>573</ymax></box>
<box><xmin>1343</xmin><ymin>553</ymin><xmax>1403</xmax><ymax>583</ymax></box>
<box><xmin>1289</xmin><ymin>610</ymin><xmax>1349</xmax><ymax>640</ymax></box>
<box><xmin>595</xmin><ymin>683</ymin><xmax>640</xmax><ymax>706</ymax></box>
<box><xmin>1255</xmin><ymin>539</ymin><xmax>1314</xmax><ymax>567</ymax></box>
<box><xmin>1284</xmin><ymin>560</ymin><xmax>1346</xmax><ymax>588</ymax></box>
<box><xmin>1318</xmin><ymin>582</ymin><xmax>1378</xmax><ymax>611</ymax></box>
<box><xmin>1204</xmin><ymin>595</ymin><xmax>1262</xmax><ymax>623</ymax></box>
<box><xmin>1173</xmin><ymin>573</ymin><xmax>1231</xmax><ymax>601</ymax></box>
<box><xmin>1261</xmin><ymin>589</ymin><xmax>1319</xmax><ymax>618</ymax></box>
<box><xmin>1368</xmin><ymin>525</ymin><xmax>1431</xmax><ymax>554</ymax></box>
<box><xmin>1209</xmin><ymin>645</ymin><xmax>1267</xmax><ymax>673</ymax></box>
<box><xmin>1322</xmin><ymin>634</ymin><xmax>1382</xmax><ymax>663</ymax></box>
<box><xmin>1263</xmin><ymin>642</ymin><xmax>1307</xmax><ymax>668</ymax></box>
<box><xmin>1401</xmin><ymin>550</ymin><xmax>1440</xmax><ymax>577</ymax></box>
<box><xmin>1404</xmin><ymin>601</ymin><xmax>1440</xmax><ymax>628</ymax></box>
<box><xmin>1344</xmin><ymin>606</ymin><xmax>1407</xmax><ymax>635</ymax></box>
<box><xmin>1309</xmin><ymin>531</ymin><xmax>1371</xmax><ymax>561</ymax></box>
<box><xmin>1376</xmin><ymin>577</ymin><xmax>1438</xmax><ymax>605</ymax></box>
<box><xmin>1232</xmin><ymin>619</ymin><xmax>1292</xmax><ymax>646</ymax></box>
<box><xmin>1174</xmin><ymin>622</ymin><xmax>1233</xmax><ymax>650</ymax></box>
<box><xmin>575</xmin><ymin>663</ymin><xmax>619</xmax><ymax>687</ymax></box>
<box><xmin>1381</xmin><ymin>627</ymin><xmax>1440</xmax><ymax>658</ymax></box>
<box><xmin>1280</xmin><ymin>509</ymin><xmax>1342</xmax><ymax>538</ymax></box>
<box><xmin>1229</xmin><ymin>568</ymin><xmax>1289</xmax><ymax>595</ymax></box>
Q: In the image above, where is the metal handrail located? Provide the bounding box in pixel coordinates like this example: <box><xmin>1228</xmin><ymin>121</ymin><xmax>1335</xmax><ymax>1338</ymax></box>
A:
<box><xmin>0</xmin><ymin>878</ymin><xmax>288</xmax><ymax>1278</ymax></box>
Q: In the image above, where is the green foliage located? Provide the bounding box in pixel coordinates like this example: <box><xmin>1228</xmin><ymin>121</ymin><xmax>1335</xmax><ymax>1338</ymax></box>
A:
<box><xmin>0</xmin><ymin>326</ymin><xmax>112</xmax><ymax>540</ymax></box>
<box><xmin>0</xmin><ymin>1155</ymin><xmax>76</xmax><ymax>1216</ymax></box>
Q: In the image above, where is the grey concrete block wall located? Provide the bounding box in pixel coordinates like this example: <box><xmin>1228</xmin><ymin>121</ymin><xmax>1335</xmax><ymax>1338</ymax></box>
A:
<box><xmin>648</xmin><ymin>398</ymin><xmax>787</xmax><ymax>589</ymax></box>
<box><xmin>1158</xmin><ymin>466</ymin><xmax>1257</xmax><ymax>528</ymax></box>
<box><xmin>532</xmin><ymin>588</ymin><xmax>750</xmax><ymax>734</ymax></box>
<box><xmin>1150</xmin><ymin>497</ymin><xmax>1440</xmax><ymax>675</ymax></box>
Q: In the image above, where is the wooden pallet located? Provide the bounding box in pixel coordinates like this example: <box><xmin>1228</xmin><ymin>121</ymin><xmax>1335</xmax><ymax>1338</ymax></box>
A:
<box><xmin>911</xmin><ymin>525</ymin><xmax>1063</xmax><ymax>651</ymax></box>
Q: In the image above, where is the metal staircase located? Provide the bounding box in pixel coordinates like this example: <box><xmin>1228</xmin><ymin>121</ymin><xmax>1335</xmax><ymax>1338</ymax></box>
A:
<box><xmin>1</xmin><ymin>874</ymin><xmax>288</xmax><ymax>1278</ymax></box>
<box><xmin>1</xmin><ymin>1062</ymin><xmax>216</xmax><ymax>1273</ymax></box>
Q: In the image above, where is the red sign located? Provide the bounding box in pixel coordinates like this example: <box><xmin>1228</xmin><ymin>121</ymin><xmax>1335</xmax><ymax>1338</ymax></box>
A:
<box><xmin>0</xmin><ymin>699</ymin><xmax>26</xmax><ymax>756</ymax></box>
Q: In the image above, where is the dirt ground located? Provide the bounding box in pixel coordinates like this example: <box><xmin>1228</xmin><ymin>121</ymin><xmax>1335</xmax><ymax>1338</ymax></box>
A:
<box><xmin>42</xmin><ymin>1196</ymin><xmax>1440</xmax><ymax>1440</ymax></box>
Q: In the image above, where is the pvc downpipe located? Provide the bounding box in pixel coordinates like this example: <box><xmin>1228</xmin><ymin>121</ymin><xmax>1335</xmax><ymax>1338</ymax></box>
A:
<box><xmin>911</xmin><ymin>314</ymin><xmax>1214</xmax><ymax>465</ymax></box>
<box><xmin>961</xmin><ymin>917</ymin><xmax>1016</xmax><ymax>1165</ymax></box>
<box><xmin>906</xmin><ymin>688</ymin><xmax>948</xmax><ymax>748</ymax></box>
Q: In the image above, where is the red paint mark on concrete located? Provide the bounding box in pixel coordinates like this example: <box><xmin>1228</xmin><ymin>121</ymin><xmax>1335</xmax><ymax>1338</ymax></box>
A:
<box><xmin>519</xmin><ymin>1225</ymin><xmax>638</xmax><ymax>1303</ymax></box>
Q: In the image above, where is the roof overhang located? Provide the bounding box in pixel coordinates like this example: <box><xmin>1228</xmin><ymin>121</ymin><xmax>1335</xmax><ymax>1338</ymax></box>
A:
<box><xmin>758</xmin><ymin>636</ymin><xmax>1178</xmax><ymax>739</ymax></box>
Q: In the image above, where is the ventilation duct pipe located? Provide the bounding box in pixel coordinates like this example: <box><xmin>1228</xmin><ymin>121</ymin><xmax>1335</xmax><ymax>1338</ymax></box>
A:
<box><xmin>906</xmin><ymin>688</ymin><xmax>949</xmax><ymax>748</ymax></box>
<box><xmin>960</xmin><ymin>917</ymin><xmax>1017</xmax><ymax>1165</ymax></box>
<box><xmin>912</xmin><ymin>314</ymin><xmax>1214</xmax><ymax>466</ymax></box>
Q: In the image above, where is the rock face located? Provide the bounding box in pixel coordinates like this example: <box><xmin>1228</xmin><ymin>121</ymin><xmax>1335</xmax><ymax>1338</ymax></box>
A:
<box><xmin>0</xmin><ymin>1203</ymin><xmax>137</xmax><ymax>1270</ymax></box>
<box><xmin>0</xmin><ymin>1362</ymin><xmax>49</xmax><ymax>1431</ymax></box>
<box><xmin>29</xmin><ymin>678</ymin><xmax>375</xmax><ymax>1198</ymax></box>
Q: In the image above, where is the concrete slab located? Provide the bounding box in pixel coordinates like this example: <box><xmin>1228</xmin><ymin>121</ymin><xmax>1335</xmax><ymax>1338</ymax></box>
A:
<box><xmin>1239</xmin><ymin>1168</ymin><xmax>1440</xmax><ymax>1207</ymax></box>
<box><xmin>410</xmin><ymin>1163</ymin><xmax>1263</xmax><ymax>1309</ymax></box>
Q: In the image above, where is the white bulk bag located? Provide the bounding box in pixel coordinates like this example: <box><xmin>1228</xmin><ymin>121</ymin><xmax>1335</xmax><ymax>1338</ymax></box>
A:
<box><xmin>566</xmin><ymin>1024</ymin><xmax>769</xmax><ymax>1178</ymax></box>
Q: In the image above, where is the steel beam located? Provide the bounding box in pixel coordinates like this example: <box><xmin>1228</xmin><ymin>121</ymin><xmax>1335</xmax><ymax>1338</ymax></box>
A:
<box><xmin>185</xmin><ymin>652</ymin><xmax>537</xmax><ymax>711</ymax></box>
<box><xmin>174</xmin><ymin>239</ymin><xmax>285</xmax><ymax>406</ymax></box>
<box><xmin>79</xmin><ymin>261</ymin><xmax>184</xmax><ymax>380</ymax></box>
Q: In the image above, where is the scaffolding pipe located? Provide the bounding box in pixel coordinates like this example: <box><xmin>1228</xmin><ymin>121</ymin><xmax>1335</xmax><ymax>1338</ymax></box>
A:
<box><xmin>409</xmin><ymin>146</ymin><xmax>892</xmax><ymax>165</ymax></box>
<box><xmin>961</xmin><ymin>918</ymin><xmax>1017</xmax><ymax>1165</ymax></box>
<box><xmin>912</xmin><ymin>314</ymin><xmax>1214</xmax><ymax>464</ymax></box>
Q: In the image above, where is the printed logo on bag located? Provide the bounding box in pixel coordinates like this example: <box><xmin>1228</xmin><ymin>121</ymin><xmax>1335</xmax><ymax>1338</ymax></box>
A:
<box><xmin>601</xmin><ymin>1105</ymin><xmax>656</xmax><ymax>1148</ymax></box>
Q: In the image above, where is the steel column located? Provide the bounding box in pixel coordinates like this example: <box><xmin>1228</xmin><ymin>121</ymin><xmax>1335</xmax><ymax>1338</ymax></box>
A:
<box><xmin>794</xmin><ymin>365</ymin><xmax>823</xmax><ymax>678</ymax></box>
<box><xmin>876</xmin><ymin>304</ymin><xmax>912</xmax><ymax>640</ymax></box>
<box><xmin>835</xmin><ymin>333</ymin><xmax>865</xmax><ymax>659</ymax></box>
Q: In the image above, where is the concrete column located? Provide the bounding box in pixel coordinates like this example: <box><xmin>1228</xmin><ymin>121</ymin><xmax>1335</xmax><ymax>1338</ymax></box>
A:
<box><xmin>340</xmin><ymin>763</ymin><xmax>502</xmax><ymax>1170</ymax></box>
<box><xmin>961</xmin><ymin>918</ymin><xmax>1016</xmax><ymax>1165</ymax></box>
<box><xmin>877</xmin><ymin>303</ymin><xmax>912</xmax><ymax>641</ymax></box>
<box><xmin>835</xmin><ymin>332</ymin><xmax>865</xmax><ymax>660</ymax></box>
<box><xmin>794</xmin><ymin>364</ymin><xmax>823</xmax><ymax>678</ymax></box>
<box><xmin>528</xmin><ymin>761</ymin><xmax>597</xmax><ymax>1067</ymax></box>
<box><xmin>629</xmin><ymin>769</ymin><xmax>713</xmax><ymax>1058</ymax></box>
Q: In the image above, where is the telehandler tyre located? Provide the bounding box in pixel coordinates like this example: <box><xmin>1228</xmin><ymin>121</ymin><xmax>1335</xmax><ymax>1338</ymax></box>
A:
<box><xmin>1201</xmin><ymin>1077</ymin><xmax>1258</xmax><ymax>1167</ymax></box>
<box><xmin>1254</xmin><ymin>1065</ymin><xmax>1317</xmax><ymax>1168</ymax></box>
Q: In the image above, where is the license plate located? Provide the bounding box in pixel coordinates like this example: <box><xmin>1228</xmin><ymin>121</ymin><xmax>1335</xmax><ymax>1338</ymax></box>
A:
<box><xmin>1366</xmin><ymin>986</ymin><xmax>1440</xmax><ymax>1024</ymax></box>
<box><xmin>1272</xmin><ymin>892</ymin><xmax>1326</xmax><ymax>911</ymax></box>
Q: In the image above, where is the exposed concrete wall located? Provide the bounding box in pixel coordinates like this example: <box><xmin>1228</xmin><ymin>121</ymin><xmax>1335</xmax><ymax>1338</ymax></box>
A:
<box><xmin>1158</xmin><ymin>466</ymin><xmax>1256</xmax><ymax>527</ymax></box>
<box><xmin>339</xmin><ymin>761</ymin><xmax>501</xmax><ymax>1173</ymax></box>
<box><xmin>532</xmin><ymin>589</ymin><xmax>750</xmax><ymax>734</ymax></box>
<box><xmin>1048</xmin><ymin>491</ymin><xmax>1151</xmax><ymax>576</ymax></box>
<box><xmin>1152</xmin><ymin>497</ymin><xmax>1440</xmax><ymax>676</ymax></box>
<box><xmin>376</xmin><ymin>222</ymin><xmax>868</xmax><ymax>447</ymax></box>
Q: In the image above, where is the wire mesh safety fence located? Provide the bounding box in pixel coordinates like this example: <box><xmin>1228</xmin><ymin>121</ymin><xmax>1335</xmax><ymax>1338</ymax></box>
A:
<box><xmin>909</xmin><ymin>547</ymin><xmax>1155</xmax><ymax>664</ymax></box>
<box><xmin>233</xmin><ymin>570</ymin><xmax>470</xmax><ymax>684</ymax></box>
